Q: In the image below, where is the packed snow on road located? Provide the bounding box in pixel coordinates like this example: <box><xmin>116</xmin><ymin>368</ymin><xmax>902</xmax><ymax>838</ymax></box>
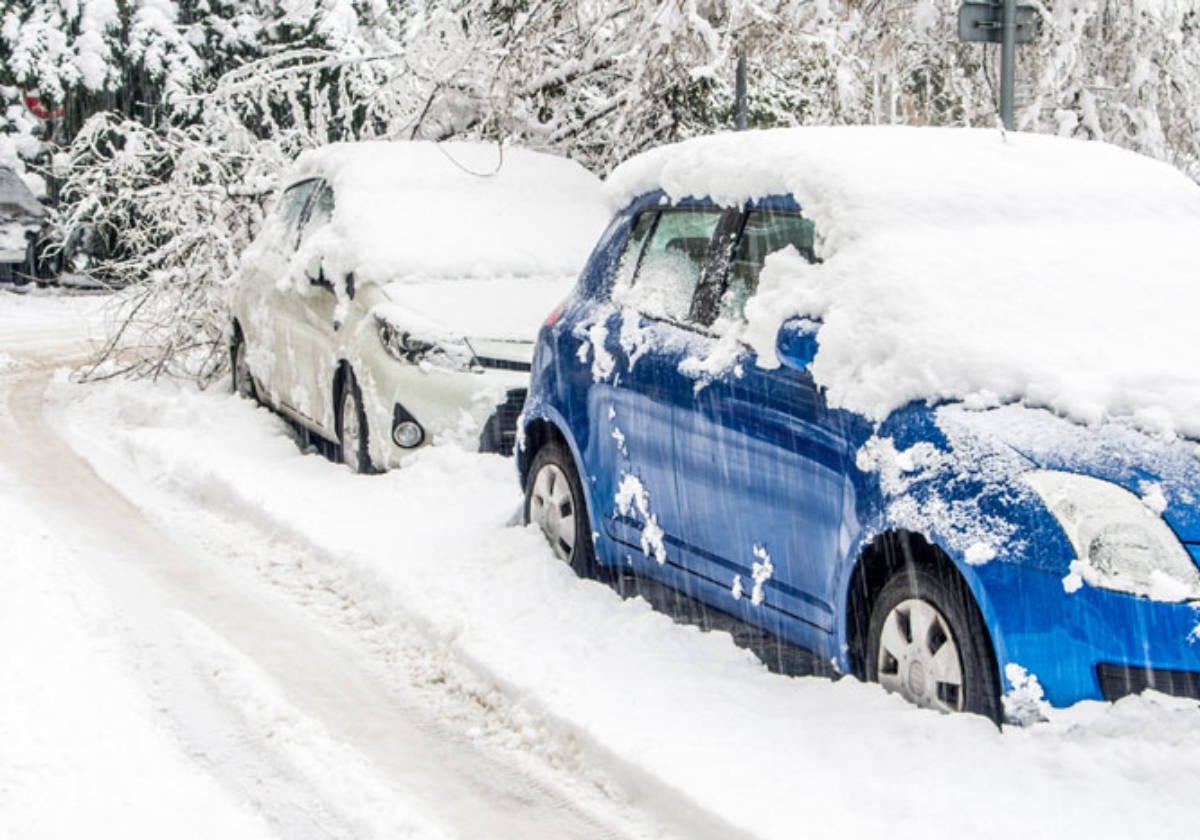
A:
<box><xmin>4</xmin><ymin>288</ymin><xmax>1200</xmax><ymax>839</ymax></box>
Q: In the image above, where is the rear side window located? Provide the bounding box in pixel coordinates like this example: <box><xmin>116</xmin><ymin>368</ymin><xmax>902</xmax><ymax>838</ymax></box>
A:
<box><xmin>278</xmin><ymin>179</ymin><xmax>320</xmax><ymax>247</ymax></box>
<box><xmin>613</xmin><ymin>211</ymin><xmax>657</xmax><ymax>290</ymax></box>
<box><xmin>624</xmin><ymin>208</ymin><xmax>725</xmax><ymax>323</ymax></box>
<box><xmin>299</xmin><ymin>182</ymin><xmax>335</xmax><ymax>243</ymax></box>
<box><xmin>720</xmin><ymin>210</ymin><xmax>816</xmax><ymax>321</ymax></box>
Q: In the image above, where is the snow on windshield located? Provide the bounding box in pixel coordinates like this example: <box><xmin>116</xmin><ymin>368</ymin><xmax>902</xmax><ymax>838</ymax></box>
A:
<box><xmin>607</xmin><ymin>127</ymin><xmax>1200</xmax><ymax>439</ymax></box>
<box><xmin>287</xmin><ymin>141</ymin><xmax>610</xmax><ymax>287</ymax></box>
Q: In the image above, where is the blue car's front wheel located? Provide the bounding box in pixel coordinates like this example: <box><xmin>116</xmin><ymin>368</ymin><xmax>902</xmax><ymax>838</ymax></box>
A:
<box><xmin>867</xmin><ymin>566</ymin><xmax>1002</xmax><ymax>722</ymax></box>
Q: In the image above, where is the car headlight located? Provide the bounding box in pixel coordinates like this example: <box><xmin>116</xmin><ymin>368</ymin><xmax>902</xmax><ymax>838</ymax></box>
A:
<box><xmin>1024</xmin><ymin>470</ymin><xmax>1200</xmax><ymax>602</ymax></box>
<box><xmin>375</xmin><ymin>317</ymin><xmax>478</xmax><ymax>372</ymax></box>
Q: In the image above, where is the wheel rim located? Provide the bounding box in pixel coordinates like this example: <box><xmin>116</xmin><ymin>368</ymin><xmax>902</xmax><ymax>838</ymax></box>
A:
<box><xmin>875</xmin><ymin>598</ymin><xmax>965</xmax><ymax>713</ymax></box>
<box><xmin>233</xmin><ymin>341</ymin><xmax>254</xmax><ymax>398</ymax></box>
<box><xmin>340</xmin><ymin>389</ymin><xmax>361</xmax><ymax>470</ymax></box>
<box><xmin>529</xmin><ymin>464</ymin><xmax>576</xmax><ymax>562</ymax></box>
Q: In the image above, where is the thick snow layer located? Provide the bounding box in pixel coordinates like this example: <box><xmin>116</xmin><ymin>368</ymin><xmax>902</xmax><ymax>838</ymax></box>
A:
<box><xmin>40</xmin><ymin>369</ymin><xmax>1200</xmax><ymax>839</ymax></box>
<box><xmin>607</xmin><ymin>126</ymin><xmax>1200</xmax><ymax>438</ymax></box>
<box><xmin>378</xmin><ymin>275</ymin><xmax>569</xmax><ymax>342</ymax></box>
<box><xmin>287</xmin><ymin>141</ymin><xmax>610</xmax><ymax>286</ymax></box>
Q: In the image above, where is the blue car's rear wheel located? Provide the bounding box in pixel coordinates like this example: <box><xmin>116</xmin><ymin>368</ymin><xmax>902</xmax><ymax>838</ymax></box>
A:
<box><xmin>524</xmin><ymin>441</ymin><xmax>598</xmax><ymax>578</ymax></box>
<box><xmin>867</xmin><ymin>565</ymin><xmax>1001</xmax><ymax>722</ymax></box>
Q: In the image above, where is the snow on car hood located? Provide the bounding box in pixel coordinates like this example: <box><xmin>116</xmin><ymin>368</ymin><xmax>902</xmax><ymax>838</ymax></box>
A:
<box><xmin>287</xmin><ymin>141</ymin><xmax>609</xmax><ymax>287</ymax></box>
<box><xmin>939</xmin><ymin>404</ymin><xmax>1200</xmax><ymax>545</ymax></box>
<box><xmin>608</xmin><ymin>126</ymin><xmax>1200</xmax><ymax>441</ymax></box>
<box><xmin>377</xmin><ymin>275</ymin><xmax>572</xmax><ymax>346</ymax></box>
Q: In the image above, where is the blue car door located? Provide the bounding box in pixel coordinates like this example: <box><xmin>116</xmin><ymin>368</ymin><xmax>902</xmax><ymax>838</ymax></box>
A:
<box><xmin>670</xmin><ymin>208</ymin><xmax>863</xmax><ymax>635</ymax></box>
<box><xmin>583</xmin><ymin>205</ymin><xmax>740</xmax><ymax>579</ymax></box>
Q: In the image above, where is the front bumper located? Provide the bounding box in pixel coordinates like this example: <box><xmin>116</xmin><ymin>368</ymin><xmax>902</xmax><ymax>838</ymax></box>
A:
<box><xmin>360</xmin><ymin>361</ymin><xmax>531</xmax><ymax>469</ymax></box>
<box><xmin>979</xmin><ymin>559</ymin><xmax>1200</xmax><ymax>707</ymax></box>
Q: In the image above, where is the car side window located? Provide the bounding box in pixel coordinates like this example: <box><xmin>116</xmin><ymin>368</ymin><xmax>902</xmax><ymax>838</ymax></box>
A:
<box><xmin>299</xmin><ymin>181</ymin><xmax>334</xmax><ymax>243</ymax></box>
<box><xmin>719</xmin><ymin>210</ymin><xmax>816</xmax><ymax>322</ymax></box>
<box><xmin>278</xmin><ymin>180</ymin><xmax>319</xmax><ymax>247</ymax></box>
<box><xmin>625</xmin><ymin>208</ymin><xmax>725</xmax><ymax>324</ymax></box>
<box><xmin>612</xmin><ymin>211</ymin><xmax>657</xmax><ymax>291</ymax></box>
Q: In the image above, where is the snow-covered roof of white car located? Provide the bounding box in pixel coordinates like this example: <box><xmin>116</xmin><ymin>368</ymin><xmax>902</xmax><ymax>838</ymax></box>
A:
<box><xmin>288</xmin><ymin>140</ymin><xmax>608</xmax><ymax>285</ymax></box>
<box><xmin>608</xmin><ymin>126</ymin><xmax>1200</xmax><ymax>439</ymax></box>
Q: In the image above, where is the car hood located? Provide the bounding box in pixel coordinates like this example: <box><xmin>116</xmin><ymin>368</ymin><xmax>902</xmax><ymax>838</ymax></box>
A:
<box><xmin>935</xmin><ymin>404</ymin><xmax>1200</xmax><ymax>544</ymax></box>
<box><xmin>377</xmin><ymin>276</ymin><xmax>572</xmax><ymax>346</ymax></box>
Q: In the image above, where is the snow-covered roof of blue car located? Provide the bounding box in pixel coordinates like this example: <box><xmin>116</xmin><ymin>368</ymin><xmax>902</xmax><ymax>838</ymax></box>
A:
<box><xmin>607</xmin><ymin>126</ymin><xmax>1200</xmax><ymax>440</ymax></box>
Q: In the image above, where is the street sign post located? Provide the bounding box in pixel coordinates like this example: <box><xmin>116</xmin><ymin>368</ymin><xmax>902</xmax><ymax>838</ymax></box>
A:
<box><xmin>958</xmin><ymin>0</ymin><xmax>1040</xmax><ymax>130</ymax></box>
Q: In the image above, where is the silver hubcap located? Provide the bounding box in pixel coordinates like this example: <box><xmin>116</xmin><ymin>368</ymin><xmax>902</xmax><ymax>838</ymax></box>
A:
<box><xmin>529</xmin><ymin>464</ymin><xmax>576</xmax><ymax>562</ymax></box>
<box><xmin>340</xmin><ymin>389</ymin><xmax>361</xmax><ymax>470</ymax></box>
<box><xmin>876</xmin><ymin>598</ymin><xmax>965</xmax><ymax>713</ymax></box>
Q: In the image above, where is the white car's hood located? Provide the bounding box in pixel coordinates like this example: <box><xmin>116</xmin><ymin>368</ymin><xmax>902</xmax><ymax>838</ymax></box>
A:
<box><xmin>378</xmin><ymin>276</ymin><xmax>573</xmax><ymax>345</ymax></box>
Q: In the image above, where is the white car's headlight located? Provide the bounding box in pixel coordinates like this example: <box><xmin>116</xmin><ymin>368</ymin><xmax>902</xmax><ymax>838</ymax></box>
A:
<box><xmin>375</xmin><ymin>317</ymin><xmax>479</xmax><ymax>372</ymax></box>
<box><xmin>1024</xmin><ymin>470</ymin><xmax>1200</xmax><ymax>602</ymax></box>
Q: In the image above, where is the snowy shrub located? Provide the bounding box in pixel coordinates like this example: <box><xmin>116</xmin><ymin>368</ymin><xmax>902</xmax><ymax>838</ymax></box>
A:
<box><xmin>17</xmin><ymin>0</ymin><xmax>1200</xmax><ymax>386</ymax></box>
<box><xmin>55</xmin><ymin>112</ymin><xmax>279</xmax><ymax>385</ymax></box>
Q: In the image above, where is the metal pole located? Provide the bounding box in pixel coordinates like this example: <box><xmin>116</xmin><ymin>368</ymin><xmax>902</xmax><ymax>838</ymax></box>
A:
<box><xmin>1000</xmin><ymin>0</ymin><xmax>1016</xmax><ymax>130</ymax></box>
<box><xmin>735</xmin><ymin>50</ymin><xmax>748</xmax><ymax>131</ymax></box>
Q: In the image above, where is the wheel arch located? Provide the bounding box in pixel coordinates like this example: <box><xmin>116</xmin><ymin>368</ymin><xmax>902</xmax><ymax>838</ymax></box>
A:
<box><xmin>842</xmin><ymin>530</ymin><xmax>1003</xmax><ymax>690</ymax></box>
<box><xmin>518</xmin><ymin>416</ymin><xmax>570</xmax><ymax>488</ymax></box>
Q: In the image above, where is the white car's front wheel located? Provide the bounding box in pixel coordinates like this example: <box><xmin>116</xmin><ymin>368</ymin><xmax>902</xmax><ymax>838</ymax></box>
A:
<box><xmin>338</xmin><ymin>369</ymin><xmax>372</xmax><ymax>474</ymax></box>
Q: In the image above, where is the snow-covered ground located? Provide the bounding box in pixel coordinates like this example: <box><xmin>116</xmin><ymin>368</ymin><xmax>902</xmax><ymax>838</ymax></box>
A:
<box><xmin>5</xmin><ymin>290</ymin><xmax>1200</xmax><ymax>839</ymax></box>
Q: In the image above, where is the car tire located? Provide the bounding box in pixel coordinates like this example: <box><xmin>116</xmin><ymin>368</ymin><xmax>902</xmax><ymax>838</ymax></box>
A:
<box><xmin>524</xmin><ymin>440</ymin><xmax>599</xmax><ymax>578</ymax></box>
<box><xmin>337</xmin><ymin>368</ymin><xmax>372</xmax><ymax>474</ymax></box>
<box><xmin>866</xmin><ymin>565</ymin><xmax>1001</xmax><ymax>722</ymax></box>
<box><xmin>230</xmin><ymin>329</ymin><xmax>259</xmax><ymax>403</ymax></box>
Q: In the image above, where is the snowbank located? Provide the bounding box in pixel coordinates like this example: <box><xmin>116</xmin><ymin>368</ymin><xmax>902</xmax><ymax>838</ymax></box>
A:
<box><xmin>45</xmin><ymin>366</ymin><xmax>1200</xmax><ymax>840</ymax></box>
<box><xmin>607</xmin><ymin>126</ymin><xmax>1200</xmax><ymax>437</ymax></box>
<box><xmin>287</xmin><ymin>140</ymin><xmax>610</xmax><ymax>285</ymax></box>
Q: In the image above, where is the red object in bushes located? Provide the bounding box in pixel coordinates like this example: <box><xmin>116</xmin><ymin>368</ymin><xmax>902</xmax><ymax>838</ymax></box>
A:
<box><xmin>22</xmin><ymin>91</ymin><xmax>65</xmax><ymax>120</ymax></box>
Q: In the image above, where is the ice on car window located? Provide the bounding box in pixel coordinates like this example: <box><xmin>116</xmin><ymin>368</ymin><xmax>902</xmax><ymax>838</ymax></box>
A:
<box><xmin>300</xmin><ymin>182</ymin><xmax>335</xmax><ymax>242</ymax></box>
<box><xmin>630</xmin><ymin>209</ymin><xmax>724</xmax><ymax>323</ymax></box>
<box><xmin>613</xmin><ymin>211</ymin><xmax>656</xmax><ymax>291</ymax></box>
<box><xmin>721</xmin><ymin>211</ymin><xmax>816</xmax><ymax>321</ymax></box>
<box><xmin>279</xmin><ymin>180</ymin><xmax>319</xmax><ymax>244</ymax></box>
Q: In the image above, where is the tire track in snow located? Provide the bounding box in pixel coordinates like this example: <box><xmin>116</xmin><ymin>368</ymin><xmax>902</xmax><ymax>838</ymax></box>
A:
<box><xmin>0</xmin><ymin>356</ymin><xmax>700</xmax><ymax>840</ymax></box>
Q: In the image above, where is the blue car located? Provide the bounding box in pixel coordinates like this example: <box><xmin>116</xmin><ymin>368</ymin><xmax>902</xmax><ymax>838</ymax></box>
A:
<box><xmin>517</xmin><ymin>127</ymin><xmax>1200</xmax><ymax>721</ymax></box>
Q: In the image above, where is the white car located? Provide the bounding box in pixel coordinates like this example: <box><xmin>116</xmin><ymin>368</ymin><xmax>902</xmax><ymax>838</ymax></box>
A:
<box><xmin>229</xmin><ymin>141</ymin><xmax>609</xmax><ymax>471</ymax></box>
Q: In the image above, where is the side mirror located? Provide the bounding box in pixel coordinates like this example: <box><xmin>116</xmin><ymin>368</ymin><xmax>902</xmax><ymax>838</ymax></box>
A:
<box><xmin>776</xmin><ymin>317</ymin><xmax>821</xmax><ymax>373</ymax></box>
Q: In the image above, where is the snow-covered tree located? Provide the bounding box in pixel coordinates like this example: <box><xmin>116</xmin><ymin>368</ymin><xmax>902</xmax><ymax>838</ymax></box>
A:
<box><xmin>41</xmin><ymin>0</ymin><xmax>1200</xmax><ymax>384</ymax></box>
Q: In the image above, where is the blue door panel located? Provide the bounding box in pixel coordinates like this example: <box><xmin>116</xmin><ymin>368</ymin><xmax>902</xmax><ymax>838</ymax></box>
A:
<box><xmin>672</xmin><ymin>348</ymin><xmax>856</xmax><ymax>631</ymax></box>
